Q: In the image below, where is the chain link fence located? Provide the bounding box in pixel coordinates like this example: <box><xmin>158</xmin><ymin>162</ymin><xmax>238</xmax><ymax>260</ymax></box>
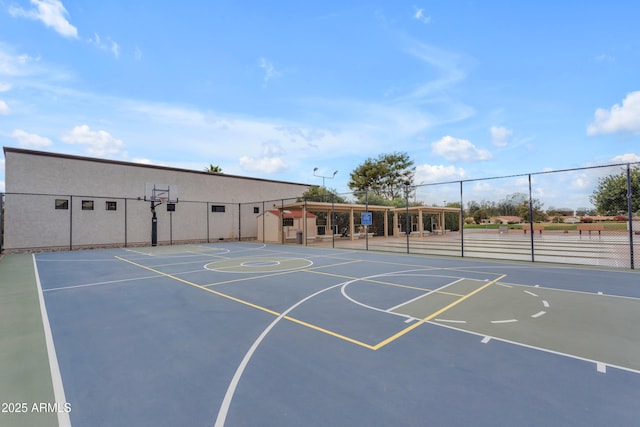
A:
<box><xmin>284</xmin><ymin>162</ymin><xmax>639</xmax><ymax>269</ymax></box>
<box><xmin>2</xmin><ymin>163</ymin><xmax>638</xmax><ymax>268</ymax></box>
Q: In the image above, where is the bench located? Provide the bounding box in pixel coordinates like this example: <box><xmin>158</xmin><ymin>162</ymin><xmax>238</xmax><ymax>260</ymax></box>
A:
<box><xmin>577</xmin><ymin>223</ymin><xmax>605</xmax><ymax>236</ymax></box>
<box><xmin>522</xmin><ymin>223</ymin><xmax>545</xmax><ymax>234</ymax></box>
<box><xmin>317</xmin><ymin>234</ymin><xmax>334</xmax><ymax>241</ymax></box>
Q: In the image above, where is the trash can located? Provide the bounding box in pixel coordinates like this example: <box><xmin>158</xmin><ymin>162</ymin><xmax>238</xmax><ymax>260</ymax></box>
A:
<box><xmin>296</xmin><ymin>231</ymin><xmax>303</xmax><ymax>244</ymax></box>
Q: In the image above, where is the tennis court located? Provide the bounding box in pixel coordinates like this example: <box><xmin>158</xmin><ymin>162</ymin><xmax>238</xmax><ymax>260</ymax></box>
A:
<box><xmin>2</xmin><ymin>242</ymin><xmax>640</xmax><ymax>426</ymax></box>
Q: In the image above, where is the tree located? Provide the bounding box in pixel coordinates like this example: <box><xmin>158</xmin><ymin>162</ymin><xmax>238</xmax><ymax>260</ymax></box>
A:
<box><xmin>348</xmin><ymin>152</ymin><xmax>415</xmax><ymax>200</ymax></box>
<box><xmin>300</xmin><ymin>185</ymin><xmax>348</xmax><ymax>203</ymax></box>
<box><xmin>590</xmin><ymin>166</ymin><xmax>640</xmax><ymax>215</ymax></box>
<box><xmin>204</xmin><ymin>164</ymin><xmax>223</xmax><ymax>173</ymax></box>
<box><xmin>517</xmin><ymin>199</ymin><xmax>546</xmax><ymax>222</ymax></box>
<box><xmin>473</xmin><ymin>209</ymin><xmax>488</xmax><ymax>224</ymax></box>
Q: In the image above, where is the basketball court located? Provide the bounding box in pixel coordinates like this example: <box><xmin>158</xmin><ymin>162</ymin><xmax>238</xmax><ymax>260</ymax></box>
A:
<box><xmin>2</xmin><ymin>242</ymin><xmax>640</xmax><ymax>426</ymax></box>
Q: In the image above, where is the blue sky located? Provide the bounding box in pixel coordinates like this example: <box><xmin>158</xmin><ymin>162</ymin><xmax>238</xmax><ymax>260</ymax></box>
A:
<box><xmin>1</xmin><ymin>1</ymin><xmax>639</xmax><ymax>209</ymax></box>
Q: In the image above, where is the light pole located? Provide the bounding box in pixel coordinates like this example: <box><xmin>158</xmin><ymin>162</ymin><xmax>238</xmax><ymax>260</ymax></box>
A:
<box><xmin>313</xmin><ymin>167</ymin><xmax>338</xmax><ymax>187</ymax></box>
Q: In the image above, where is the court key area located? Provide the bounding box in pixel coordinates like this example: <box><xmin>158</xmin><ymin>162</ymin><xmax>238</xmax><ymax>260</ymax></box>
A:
<box><xmin>2</xmin><ymin>242</ymin><xmax>640</xmax><ymax>426</ymax></box>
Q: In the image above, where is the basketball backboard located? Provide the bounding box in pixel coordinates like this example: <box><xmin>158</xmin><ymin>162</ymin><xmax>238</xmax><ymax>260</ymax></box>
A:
<box><xmin>144</xmin><ymin>183</ymin><xmax>179</xmax><ymax>203</ymax></box>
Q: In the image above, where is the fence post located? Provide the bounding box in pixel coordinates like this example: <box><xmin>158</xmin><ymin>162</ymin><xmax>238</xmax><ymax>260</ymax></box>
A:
<box><xmin>69</xmin><ymin>195</ymin><xmax>73</xmax><ymax>251</ymax></box>
<box><xmin>405</xmin><ymin>185</ymin><xmax>410</xmax><ymax>254</ymax></box>
<box><xmin>528</xmin><ymin>175</ymin><xmax>534</xmax><ymax>262</ymax></box>
<box><xmin>304</xmin><ymin>197</ymin><xmax>307</xmax><ymax>246</ymax></box>
<box><xmin>460</xmin><ymin>181</ymin><xmax>464</xmax><ymax>257</ymax></box>
<box><xmin>206</xmin><ymin>203</ymin><xmax>210</xmax><ymax>243</ymax></box>
<box><xmin>365</xmin><ymin>188</ymin><xmax>369</xmax><ymax>251</ymax></box>
<box><xmin>331</xmin><ymin>194</ymin><xmax>335</xmax><ymax>248</ymax></box>
<box><xmin>280</xmin><ymin>199</ymin><xmax>284</xmax><ymax>244</ymax></box>
<box><xmin>124</xmin><ymin>198</ymin><xmax>128</xmax><ymax>247</ymax></box>
<box><xmin>627</xmin><ymin>164</ymin><xmax>635</xmax><ymax>269</ymax></box>
<box><xmin>0</xmin><ymin>193</ymin><xmax>4</xmax><ymax>253</ymax></box>
<box><xmin>238</xmin><ymin>203</ymin><xmax>241</xmax><ymax>241</ymax></box>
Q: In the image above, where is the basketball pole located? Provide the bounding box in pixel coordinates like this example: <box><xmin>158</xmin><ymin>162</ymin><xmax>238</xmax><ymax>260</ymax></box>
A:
<box><xmin>151</xmin><ymin>201</ymin><xmax>158</xmax><ymax>246</ymax></box>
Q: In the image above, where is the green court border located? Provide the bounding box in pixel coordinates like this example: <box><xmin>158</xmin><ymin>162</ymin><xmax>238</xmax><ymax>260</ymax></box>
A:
<box><xmin>0</xmin><ymin>254</ymin><xmax>58</xmax><ymax>427</ymax></box>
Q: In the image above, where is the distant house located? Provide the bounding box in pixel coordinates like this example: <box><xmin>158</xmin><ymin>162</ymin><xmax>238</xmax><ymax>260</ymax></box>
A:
<box><xmin>563</xmin><ymin>216</ymin><xmax>581</xmax><ymax>224</ymax></box>
<box><xmin>257</xmin><ymin>209</ymin><xmax>317</xmax><ymax>243</ymax></box>
<box><xmin>495</xmin><ymin>216</ymin><xmax>522</xmax><ymax>224</ymax></box>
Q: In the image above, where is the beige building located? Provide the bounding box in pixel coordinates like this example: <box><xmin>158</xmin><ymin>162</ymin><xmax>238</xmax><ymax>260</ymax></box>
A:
<box><xmin>257</xmin><ymin>209</ymin><xmax>317</xmax><ymax>243</ymax></box>
<box><xmin>2</xmin><ymin>147</ymin><xmax>310</xmax><ymax>251</ymax></box>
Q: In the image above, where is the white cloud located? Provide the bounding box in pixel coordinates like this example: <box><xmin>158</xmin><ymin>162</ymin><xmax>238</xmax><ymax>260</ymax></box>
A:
<box><xmin>10</xmin><ymin>129</ymin><xmax>53</xmax><ymax>148</ymax></box>
<box><xmin>415</xmin><ymin>164</ymin><xmax>466</xmax><ymax>183</ymax></box>
<box><xmin>413</xmin><ymin>8</ymin><xmax>431</xmax><ymax>24</ymax></box>
<box><xmin>239</xmin><ymin>156</ymin><xmax>288</xmax><ymax>174</ymax></box>
<box><xmin>0</xmin><ymin>100</ymin><xmax>9</xmax><ymax>115</ymax></box>
<box><xmin>612</xmin><ymin>153</ymin><xmax>640</xmax><ymax>163</ymax></box>
<box><xmin>400</xmin><ymin>42</ymin><xmax>467</xmax><ymax>100</ymax></box>
<box><xmin>239</xmin><ymin>141</ymin><xmax>289</xmax><ymax>174</ymax></box>
<box><xmin>0</xmin><ymin>83</ymin><xmax>11</xmax><ymax>92</ymax></box>
<box><xmin>9</xmin><ymin>0</ymin><xmax>78</xmax><ymax>38</ymax></box>
<box><xmin>587</xmin><ymin>91</ymin><xmax>640</xmax><ymax>136</ymax></box>
<box><xmin>259</xmin><ymin>57</ymin><xmax>282</xmax><ymax>83</ymax></box>
<box><xmin>431</xmin><ymin>136</ymin><xmax>492</xmax><ymax>162</ymax></box>
<box><xmin>0</xmin><ymin>48</ymin><xmax>38</xmax><ymax>76</ymax></box>
<box><xmin>88</xmin><ymin>33</ymin><xmax>120</xmax><ymax>58</ymax></box>
<box><xmin>490</xmin><ymin>126</ymin><xmax>511</xmax><ymax>147</ymax></box>
<box><xmin>61</xmin><ymin>125</ymin><xmax>126</xmax><ymax>156</ymax></box>
<box><xmin>594</xmin><ymin>53</ymin><xmax>615</xmax><ymax>63</ymax></box>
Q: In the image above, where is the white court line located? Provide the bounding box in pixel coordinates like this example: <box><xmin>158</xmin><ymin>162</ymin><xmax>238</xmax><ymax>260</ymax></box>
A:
<box><xmin>386</xmin><ymin>277</ymin><xmax>465</xmax><ymax>312</ymax></box>
<box><xmin>428</xmin><ymin>320</ymin><xmax>640</xmax><ymax>376</ymax></box>
<box><xmin>214</xmin><ymin>278</ymin><xmax>355</xmax><ymax>427</ymax></box>
<box><xmin>597</xmin><ymin>362</ymin><xmax>607</xmax><ymax>373</ymax></box>
<box><xmin>435</xmin><ymin>318</ymin><xmax>467</xmax><ymax>324</ymax></box>
<box><xmin>491</xmin><ymin>319</ymin><xmax>518</xmax><ymax>324</ymax></box>
<box><xmin>542</xmin><ymin>300</ymin><xmax>550</xmax><ymax>308</ymax></box>
<box><xmin>43</xmin><ymin>274</ymin><xmax>161</xmax><ymax>292</ymax></box>
<box><xmin>124</xmin><ymin>248</ymin><xmax>153</xmax><ymax>256</ymax></box>
<box><xmin>35</xmin><ymin>258</ymin><xmax>120</xmax><ymax>262</ymax></box>
<box><xmin>531</xmin><ymin>311</ymin><xmax>546</xmax><ymax>318</ymax></box>
<box><xmin>481</xmin><ymin>336</ymin><xmax>492</xmax><ymax>344</ymax></box>
<box><xmin>524</xmin><ymin>290</ymin><xmax>539</xmax><ymax>297</ymax></box>
<box><xmin>33</xmin><ymin>255</ymin><xmax>72</xmax><ymax>427</ymax></box>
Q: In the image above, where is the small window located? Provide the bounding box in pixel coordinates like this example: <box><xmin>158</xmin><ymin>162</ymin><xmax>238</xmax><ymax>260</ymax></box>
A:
<box><xmin>253</xmin><ymin>207</ymin><xmax>260</xmax><ymax>214</ymax></box>
<box><xmin>211</xmin><ymin>205</ymin><xmax>225</xmax><ymax>213</ymax></box>
<box><xmin>82</xmin><ymin>200</ymin><xmax>94</xmax><ymax>210</ymax></box>
<box><xmin>167</xmin><ymin>203</ymin><xmax>176</xmax><ymax>212</ymax></box>
<box><xmin>55</xmin><ymin>199</ymin><xmax>69</xmax><ymax>210</ymax></box>
<box><xmin>106</xmin><ymin>201</ymin><xmax>117</xmax><ymax>211</ymax></box>
<box><xmin>282</xmin><ymin>217</ymin><xmax>294</xmax><ymax>227</ymax></box>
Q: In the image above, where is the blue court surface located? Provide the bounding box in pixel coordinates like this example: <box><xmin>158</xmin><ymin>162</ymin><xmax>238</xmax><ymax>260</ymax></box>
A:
<box><xmin>33</xmin><ymin>242</ymin><xmax>640</xmax><ymax>426</ymax></box>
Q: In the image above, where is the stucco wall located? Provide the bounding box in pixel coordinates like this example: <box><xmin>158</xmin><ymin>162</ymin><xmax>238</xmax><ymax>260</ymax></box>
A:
<box><xmin>3</xmin><ymin>148</ymin><xmax>309</xmax><ymax>250</ymax></box>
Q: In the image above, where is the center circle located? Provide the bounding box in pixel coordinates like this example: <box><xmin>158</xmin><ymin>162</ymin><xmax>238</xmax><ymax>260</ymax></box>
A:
<box><xmin>242</xmin><ymin>260</ymin><xmax>281</xmax><ymax>267</ymax></box>
<box><xmin>205</xmin><ymin>257</ymin><xmax>313</xmax><ymax>273</ymax></box>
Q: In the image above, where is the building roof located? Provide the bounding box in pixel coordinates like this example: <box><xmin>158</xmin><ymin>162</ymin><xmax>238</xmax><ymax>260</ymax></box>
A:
<box><xmin>281</xmin><ymin>201</ymin><xmax>395</xmax><ymax>213</ymax></box>
<box><xmin>3</xmin><ymin>146</ymin><xmax>311</xmax><ymax>188</ymax></box>
<box><xmin>266</xmin><ymin>209</ymin><xmax>316</xmax><ymax>218</ymax></box>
